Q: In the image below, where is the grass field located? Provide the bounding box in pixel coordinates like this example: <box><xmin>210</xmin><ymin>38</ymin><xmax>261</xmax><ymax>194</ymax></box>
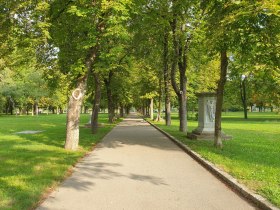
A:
<box><xmin>0</xmin><ymin>113</ymin><xmax>119</xmax><ymax>210</ymax></box>
<box><xmin>151</xmin><ymin>112</ymin><xmax>280</xmax><ymax>207</ymax></box>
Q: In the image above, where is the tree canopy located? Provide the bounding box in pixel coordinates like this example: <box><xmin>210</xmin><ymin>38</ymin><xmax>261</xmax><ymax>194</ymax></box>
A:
<box><xmin>0</xmin><ymin>0</ymin><xmax>279</xmax><ymax>149</ymax></box>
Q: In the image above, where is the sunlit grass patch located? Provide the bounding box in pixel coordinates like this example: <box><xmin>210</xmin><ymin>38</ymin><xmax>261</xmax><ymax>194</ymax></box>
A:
<box><xmin>0</xmin><ymin>113</ymin><xmax>119</xmax><ymax>210</ymax></box>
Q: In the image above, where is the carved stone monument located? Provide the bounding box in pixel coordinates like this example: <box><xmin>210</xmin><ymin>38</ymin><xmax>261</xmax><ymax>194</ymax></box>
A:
<box><xmin>187</xmin><ymin>92</ymin><xmax>231</xmax><ymax>140</ymax></box>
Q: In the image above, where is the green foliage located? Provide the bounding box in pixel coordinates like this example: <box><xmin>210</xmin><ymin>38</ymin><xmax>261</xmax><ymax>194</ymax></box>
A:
<box><xmin>49</xmin><ymin>0</ymin><xmax>132</xmax><ymax>80</ymax></box>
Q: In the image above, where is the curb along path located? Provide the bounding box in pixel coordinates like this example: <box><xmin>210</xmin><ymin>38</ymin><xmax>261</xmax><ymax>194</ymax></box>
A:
<box><xmin>38</xmin><ymin>113</ymin><xmax>257</xmax><ymax>210</ymax></box>
<box><xmin>147</xmin><ymin>120</ymin><xmax>279</xmax><ymax>210</ymax></box>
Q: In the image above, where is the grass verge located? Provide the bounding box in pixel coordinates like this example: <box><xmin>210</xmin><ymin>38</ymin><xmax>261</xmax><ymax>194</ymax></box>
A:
<box><xmin>0</xmin><ymin>113</ymin><xmax>120</xmax><ymax>210</ymax></box>
<box><xmin>151</xmin><ymin>112</ymin><xmax>280</xmax><ymax>207</ymax></box>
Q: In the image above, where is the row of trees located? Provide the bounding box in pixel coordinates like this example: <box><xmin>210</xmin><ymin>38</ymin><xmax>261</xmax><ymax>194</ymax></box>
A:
<box><xmin>131</xmin><ymin>0</ymin><xmax>280</xmax><ymax>147</ymax></box>
<box><xmin>0</xmin><ymin>0</ymin><xmax>279</xmax><ymax>150</ymax></box>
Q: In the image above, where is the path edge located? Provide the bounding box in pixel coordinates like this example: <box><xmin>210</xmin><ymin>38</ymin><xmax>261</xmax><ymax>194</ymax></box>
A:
<box><xmin>35</xmin><ymin>119</ymin><xmax>123</xmax><ymax>209</ymax></box>
<box><xmin>146</xmin><ymin>120</ymin><xmax>279</xmax><ymax>210</ymax></box>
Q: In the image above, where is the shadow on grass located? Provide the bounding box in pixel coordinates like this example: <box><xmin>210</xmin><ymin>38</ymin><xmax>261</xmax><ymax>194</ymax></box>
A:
<box><xmin>0</xmin><ymin>114</ymin><xmax>120</xmax><ymax>210</ymax></box>
<box><xmin>0</xmin><ymin>145</ymin><xmax>81</xmax><ymax>209</ymax></box>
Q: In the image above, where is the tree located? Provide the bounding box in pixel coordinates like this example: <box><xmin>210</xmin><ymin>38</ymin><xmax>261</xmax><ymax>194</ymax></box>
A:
<box><xmin>50</xmin><ymin>0</ymin><xmax>103</xmax><ymax>149</ymax></box>
<box><xmin>50</xmin><ymin>0</ymin><xmax>132</xmax><ymax>149</ymax></box>
<box><xmin>169</xmin><ymin>0</ymin><xmax>205</xmax><ymax>132</ymax></box>
<box><xmin>202</xmin><ymin>0</ymin><xmax>280</xmax><ymax>148</ymax></box>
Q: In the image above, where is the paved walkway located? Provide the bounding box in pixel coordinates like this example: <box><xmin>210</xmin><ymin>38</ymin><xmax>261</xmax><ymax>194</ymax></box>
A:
<box><xmin>38</xmin><ymin>113</ymin><xmax>256</xmax><ymax>210</ymax></box>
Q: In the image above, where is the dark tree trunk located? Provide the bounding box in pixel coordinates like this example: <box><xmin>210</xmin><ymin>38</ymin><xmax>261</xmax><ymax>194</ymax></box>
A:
<box><xmin>178</xmin><ymin>60</ymin><xmax>187</xmax><ymax>132</ymax></box>
<box><xmin>104</xmin><ymin>70</ymin><xmax>115</xmax><ymax>123</ymax></box>
<box><xmin>240</xmin><ymin>77</ymin><xmax>248</xmax><ymax>119</ymax></box>
<box><xmin>60</xmin><ymin>106</ymin><xmax>63</xmax><ymax>114</ymax></box>
<box><xmin>91</xmin><ymin>72</ymin><xmax>101</xmax><ymax>134</ymax></box>
<box><xmin>163</xmin><ymin>31</ymin><xmax>171</xmax><ymax>126</ymax></box>
<box><xmin>170</xmin><ymin>17</ymin><xmax>188</xmax><ymax>132</ymax></box>
<box><xmin>156</xmin><ymin>81</ymin><xmax>162</xmax><ymax>122</ymax></box>
<box><xmin>10</xmin><ymin>106</ymin><xmax>13</xmax><ymax>115</ymax></box>
<box><xmin>65</xmin><ymin>79</ymin><xmax>87</xmax><ymax>150</ymax></box>
<box><xmin>84</xmin><ymin>106</ymin><xmax>88</xmax><ymax>114</ymax></box>
<box><xmin>5</xmin><ymin>103</ymin><xmax>8</xmax><ymax>115</ymax></box>
<box><xmin>214</xmin><ymin>50</ymin><xmax>228</xmax><ymax>149</ymax></box>
<box><xmin>126</xmin><ymin>106</ymin><xmax>130</xmax><ymax>115</ymax></box>
<box><xmin>120</xmin><ymin>104</ymin><xmax>124</xmax><ymax>117</ymax></box>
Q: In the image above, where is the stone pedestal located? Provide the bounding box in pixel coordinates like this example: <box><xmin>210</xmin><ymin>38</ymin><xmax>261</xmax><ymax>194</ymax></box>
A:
<box><xmin>187</xmin><ymin>92</ymin><xmax>231</xmax><ymax>140</ymax></box>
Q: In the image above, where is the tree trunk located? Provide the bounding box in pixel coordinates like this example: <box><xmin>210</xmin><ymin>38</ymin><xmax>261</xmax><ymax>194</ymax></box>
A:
<box><xmin>108</xmin><ymin>97</ymin><xmax>115</xmax><ymax>123</ymax></box>
<box><xmin>146</xmin><ymin>101</ymin><xmax>150</xmax><ymax>116</ymax></box>
<box><xmin>150</xmin><ymin>98</ymin><xmax>154</xmax><ymax>120</ymax></box>
<box><xmin>214</xmin><ymin>50</ymin><xmax>228</xmax><ymax>149</ymax></box>
<box><xmin>163</xmin><ymin>31</ymin><xmax>171</xmax><ymax>126</ymax></box>
<box><xmin>10</xmin><ymin>106</ymin><xmax>13</xmax><ymax>115</ymax></box>
<box><xmin>105</xmin><ymin>70</ymin><xmax>115</xmax><ymax>124</ymax></box>
<box><xmin>91</xmin><ymin>73</ymin><xmax>101</xmax><ymax>134</ymax></box>
<box><xmin>120</xmin><ymin>104</ymin><xmax>124</xmax><ymax>117</ymax></box>
<box><xmin>5</xmin><ymin>103</ymin><xmax>8</xmax><ymax>115</ymax></box>
<box><xmin>170</xmin><ymin>15</ymin><xmax>188</xmax><ymax>133</ymax></box>
<box><xmin>240</xmin><ymin>77</ymin><xmax>248</xmax><ymax>119</ymax></box>
<box><xmin>84</xmin><ymin>106</ymin><xmax>88</xmax><ymax>114</ymax></box>
<box><xmin>31</xmin><ymin>104</ymin><xmax>34</xmax><ymax>116</ymax></box>
<box><xmin>65</xmin><ymin>80</ymin><xmax>87</xmax><ymax>150</ymax></box>
<box><xmin>126</xmin><ymin>106</ymin><xmax>130</xmax><ymax>115</ymax></box>
<box><xmin>178</xmin><ymin>62</ymin><xmax>187</xmax><ymax>132</ymax></box>
<box><xmin>34</xmin><ymin>101</ymin><xmax>39</xmax><ymax>116</ymax></box>
<box><xmin>156</xmin><ymin>84</ymin><xmax>162</xmax><ymax>122</ymax></box>
<box><xmin>65</xmin><ymin>47</ymin><xmax>97</xmax><ymax>150</ymax></box>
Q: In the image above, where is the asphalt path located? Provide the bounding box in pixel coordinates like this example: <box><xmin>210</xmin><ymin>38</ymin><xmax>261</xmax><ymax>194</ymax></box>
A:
<box><xmin>38</xmin><ymin>113</ymin><xmax>256</xmax><ymax>210</ymax></box>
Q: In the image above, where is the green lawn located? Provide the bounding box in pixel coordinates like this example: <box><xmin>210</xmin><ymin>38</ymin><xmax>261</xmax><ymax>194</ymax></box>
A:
<box><xmin>152</xmin><ymin>112</ymin><xmax>280</xmax><ymax>207</ymax></box>
<box><xmin>0</xmin><ymin>113</ymin><xmax>119</xmax><ymax>210</ymax></box>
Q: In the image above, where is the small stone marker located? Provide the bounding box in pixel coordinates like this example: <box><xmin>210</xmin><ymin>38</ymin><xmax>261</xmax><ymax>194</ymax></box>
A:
<box><xmin>15</xmin><ymin>130</ymin><xmax>44</xmax><ymax>134</ymax></box>
<box><xmin>187</xmin><ymin>92</ymin><xmax>231</xmax><ymax>140</ymax></box>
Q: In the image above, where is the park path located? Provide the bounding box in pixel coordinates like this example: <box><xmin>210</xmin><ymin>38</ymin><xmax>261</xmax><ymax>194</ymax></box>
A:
<box><xmin>37</xmin><ymin>113</ymin><xmax>256</xmax><ymax>210</ymax></box>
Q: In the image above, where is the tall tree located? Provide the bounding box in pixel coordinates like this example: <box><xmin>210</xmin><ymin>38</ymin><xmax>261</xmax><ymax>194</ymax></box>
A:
<box><xmin>170</xmin><ymin>0</ymin><xmax>203</xmax><ymax>132</ymax></box>
<box><xmin>50</xmin><ymin>0</ymin><xmax>103</xmax><ymax>149</ymax></box>
<box><xmin>202</xmin><ymin>0</ymin><xmax>280</xmax><ymax>148</ymax></box>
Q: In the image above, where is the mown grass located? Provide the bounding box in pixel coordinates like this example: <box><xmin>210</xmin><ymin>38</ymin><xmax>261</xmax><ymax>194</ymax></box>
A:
<box><xmin>152</xmin><ymin>112</ymin><xmax>280</xmax><ymax>207</ymax></box>
<box><xmin>0</xmin><ymin>113</ymin><xmax>120</xmax><ymax>210</ymax></box>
